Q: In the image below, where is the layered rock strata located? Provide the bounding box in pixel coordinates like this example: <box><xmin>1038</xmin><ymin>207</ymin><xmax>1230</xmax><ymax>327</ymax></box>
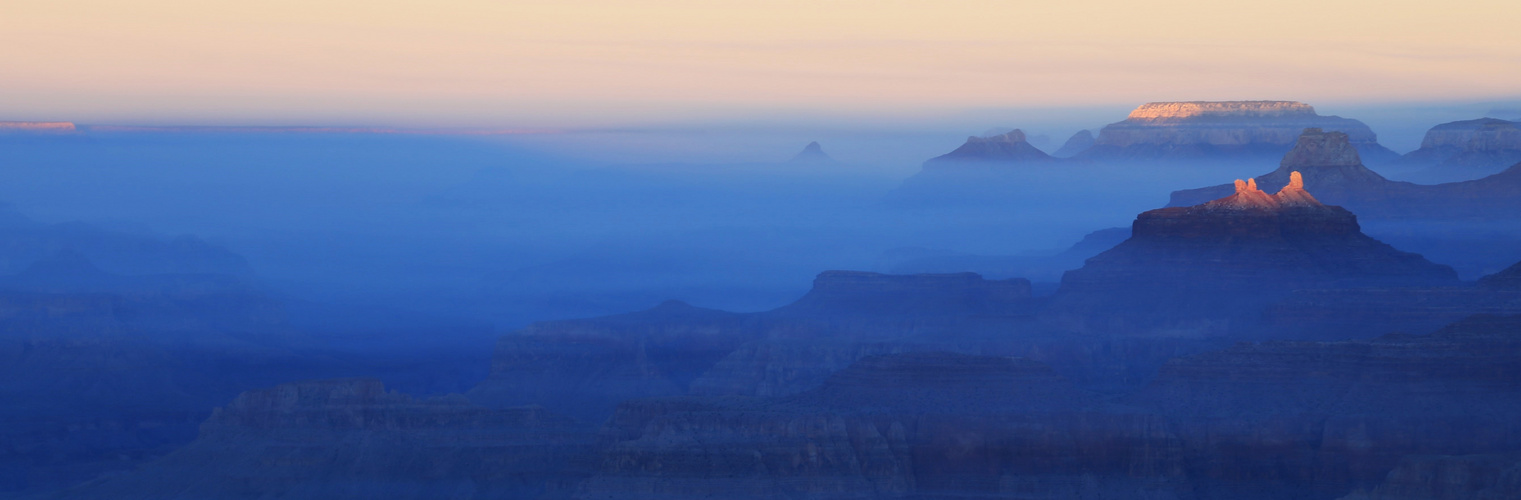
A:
<box><xmin>54</xmin><ymin>378</ymin><xmax>593</xmax><ymax>500</ymax></box>
<box><xmin>1050</xmin><ymin>169</ymin><xmax>1457</xmax><ymax>334</ymax></box>
<box><xmin>1078</xmin><ymin>101</ymin><xmax>1398</xmax><ymax>163</ymax></box>
<box><xmin>1397</xmin><ymin>118</ymin><xmax>1521</xmax><ymax>182</ymax></box>
<box><xmin>1170</xmin><ymin>128</ymin><xmax>1521</xmax><ymax>220</ymax></box>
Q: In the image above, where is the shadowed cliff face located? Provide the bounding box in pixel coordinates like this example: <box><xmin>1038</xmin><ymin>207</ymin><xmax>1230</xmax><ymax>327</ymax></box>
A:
<box><xmin>1396</xmin><ymin>118</ymin><xmax>1521</xmax><ymax>183</ymax></box>
<box><xmin>773</xmin><ymin>270</ymin><xmax>1032</xmax><ymax>318</ymax></box>
<box><xmin>1079</xmin><ymin>101</ymin><xmax>1398</xmax><ymax>163</ymax></box>
<box><xmin>1052</xmin><ymin>129</ymin><xmax>1096</xmax><ymax>158</ymax></box>
<box><xmin>571</xmin><ymin>316</ymin><xmax>1521</xmax><ymax>500</ymax></box>
<box><xmin>1050</xmin><ymin>171</ymin><xmax>1457</xmax><ymax>335</ymax></box>
<box><xmin>466</xmin><ymin>271</ymin><xmax>1046</xmax><ymax>420</ymax></box>
<box><xmin>1170</xmin><ymin>128</ymin><xmax>1521</xmax><ymax>221</ymax></box>
<box><xmin>52</xmin><ymin>378</ymin><xmax>594</xmax><ymax>500</ymax></box>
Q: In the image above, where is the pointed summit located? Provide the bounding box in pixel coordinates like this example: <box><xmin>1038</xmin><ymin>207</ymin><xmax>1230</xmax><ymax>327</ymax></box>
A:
<box><xmin>789</xmin><ymin>141</ymin><xmax>838</xmax><ymax>164</ymax></box>
<box><xmin>1053</xmin><ymin>130</ymin><xmax>1095</xmax><ymax>158</ymax></box>
<box><xmin>1169</xmin><ymin>128</ymin><xmax>1395</xmax><ymax>208</ymax></box>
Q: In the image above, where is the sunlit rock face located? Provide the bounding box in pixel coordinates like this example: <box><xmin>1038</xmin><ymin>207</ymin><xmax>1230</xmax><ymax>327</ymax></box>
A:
<box><xmin>1397</xmin><ymin>118</ymin><xmax>1521</xmax><ymax>182</ymax></box>
<box><xmin>1049</xmin><ymin>173</ymin><xmax>1457</xmax><ymax>335</ymax></box>
<box><xmin>0</xmin><ymin>121</ymin><xmax>77</xmax><ymax>134</ymax></box>
<box><xmin>1171</xmin><ymin>129</ymin><xmax>1396</xmax><ymax>209</ymax></box>
<box><xmin>52</xmin><ymin>378</ymin><xmax>594</xmax><ymax>500</ymax></box>
<box><xmin>922</xmin><ymin>129</ymin><xmax>1057</xmax><ymax>167</ymax></box>
<box><xmin>1080</xmin><ymin>101</ymin><xmax>1398</xmax><ymax>162</ymax></box>
<box><xmin>1171</xmin><ymin>127</ymin><xmax>1521</xmax><ymax>220</ymax></box>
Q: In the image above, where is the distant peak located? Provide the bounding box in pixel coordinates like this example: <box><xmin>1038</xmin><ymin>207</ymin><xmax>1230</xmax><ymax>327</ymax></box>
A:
<box><xmin>972</xmin><ymin>129</ymin><xmax>1027</xmax><ymax>143</ymax></box>
<box><xmin>1126</xmin><ymin>101</ymin><xmax>1316</xmax><ymax>121</ymax></box>
<box><xmin>789</xmin><ymin>141</ymin><xmax>837</xmax><ymax>163</ymax></box>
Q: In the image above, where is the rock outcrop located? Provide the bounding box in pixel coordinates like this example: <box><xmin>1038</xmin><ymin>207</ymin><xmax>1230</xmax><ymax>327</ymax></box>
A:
<box><xmin>1078</xmin><ymin>101</ymin><xmax>1398</xmax><ymax>163</ymax></box>
<box><xmin>922</xmin><ymin>129</ymin><xmax>1057</xmax><ymax>167</ymax></box>
<box><xmin>53</xmin><ymin>378</ymin><xmax>594</xmax><ymax>500</ymax></box>
<box><xmin>1053</xmin><ymin>129</ymin><xmax>1096</xmax><ymax>157</ymax></box>
<box><xmin>1479</xmin><ymin>260</ymin><xmax>1521</xmax><ymax>290</ymax></box>
<box><xmin>1169</xmin><ymin>127</ymin><xmax>1521</xmax><ymax>221</ymax></box>
<box><xmin>1397</xmin><ymin>118</ymin><xmax>1521</xmax><ymax>182</ymax></box>
<box><xmin>1170</xmin><ymin>128</ymin><xmax>1412</xmax><ymax>208</ymax></box>
<box><xmin>1050</xmin><ymin>170</ymin><xmax>1457</xmax><ymax>334</ymax></box>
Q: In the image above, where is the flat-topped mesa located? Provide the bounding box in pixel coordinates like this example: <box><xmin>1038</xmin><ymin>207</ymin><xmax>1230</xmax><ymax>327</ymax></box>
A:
<box><xmin>1419</xmin><ymin>118</ymin><xmax>1521</xmax><ymax>151</ymax></box>
<box><xmin>1047</xmin><ymin>172</ymin><xmax>1456</xmax><ymax>334</ymax></box>
<box><xmin>1141</xmin><ymin>171</ymin><xmax>1355</xmax><ymax>242</ymax></box>
<box><xmin>1126</xmin><ymin>101</ymin><xmax>1318</xmax><ymax>122</ymax></box>
<box><xmin>1281</xmin><ymin>128</ymin><xmax>1364</xmax><ymax>169</ymax></box>
<box><xmin>1080</xmin><ymin>101</ymin><xmax>1397</xmax><ymax>163</ymax></box>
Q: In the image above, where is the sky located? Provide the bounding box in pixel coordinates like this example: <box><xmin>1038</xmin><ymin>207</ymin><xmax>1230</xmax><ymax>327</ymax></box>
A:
<box><xmin>2</xmin><ymin>0</ymin><xmax>1519</xmax><ymax>128</ymax></box>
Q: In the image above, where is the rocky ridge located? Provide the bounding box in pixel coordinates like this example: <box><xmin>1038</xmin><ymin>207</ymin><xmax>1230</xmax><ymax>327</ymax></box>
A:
<box><xmin>1079</xmin><ymin>101</ymin><xmax>1398</xmax><ymax>163</ymax></box>
<box><xmin>922</xmin><ymin>129</ymin><xmax>1056</xmax><ymax>167</ymax></box>
<box><xmin>53</xmin><ymin>378</ymin><xmax>594</xmax><ymax>500</ymax></box>
<box><xmin>1170</xmin><ymin>127</ymin><xmax>1521</xmax><ymax>220</ymax></box>
<box><xmin>1050</xmin><ymin>168</ymin><xmax>1457</xmax><ymax>334</ymax></box>
<box><xmin>1397</xmin><ymin>118</ymin><xmax>1521</xmax><ymax>182</ymax></box>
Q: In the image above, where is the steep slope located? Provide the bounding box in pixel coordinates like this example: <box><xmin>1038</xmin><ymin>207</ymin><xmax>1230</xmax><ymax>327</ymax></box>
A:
<box><xmin>1396</xmin><ymin>118</ymin><xmax>1521</xmax><ymax>182</ymax></box>
<box><xmin>575</xmin><ymin>315</ymin><xmax>1521</xmax><ymax>500</ymax></box>
<box><xmin>788</xmin><ymin>141</ymin><xmax>839</xmax><ymax>164</ymax></box>
<box><xmin>465</xmin><ymin>300</ymin><xmax>760</xmax><ymax>421</ymax></box>
<box><xmin>1053</xmin><ymin>129</ymin><xmax>1096</xmax><ymax>157</ymax></box>
<box><xmin>1050</xmin><ymin>170</ymin><xmax>1457</xmax><ymax>334</ymax></box>
<box><xmin>53</xmin><ymin>379</ymin><xmax>594</xmax><ymax>500</ymax></box>
<box><xmin>1170</xmin><ymin>128</ymin><xmax>1521</xmax><ymax>220</ymax></box>
<box><xmin>922</xmin><ymin>129</ymin><xmax>1057</xmax><ymax>167</ymax></box>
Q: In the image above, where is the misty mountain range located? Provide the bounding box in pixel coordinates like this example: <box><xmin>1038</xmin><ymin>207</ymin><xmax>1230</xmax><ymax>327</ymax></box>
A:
<box><xmin>6</xmin><ymin>102</ymin><xmax>1521</xmax><ymax>499</ymax></box>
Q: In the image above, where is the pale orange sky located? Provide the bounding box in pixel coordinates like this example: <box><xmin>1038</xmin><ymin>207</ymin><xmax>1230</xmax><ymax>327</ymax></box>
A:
<box><xmin>2</xmin><ymin>0</ymin><xmax>1518</xmax><ymax>127</ymax></box>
